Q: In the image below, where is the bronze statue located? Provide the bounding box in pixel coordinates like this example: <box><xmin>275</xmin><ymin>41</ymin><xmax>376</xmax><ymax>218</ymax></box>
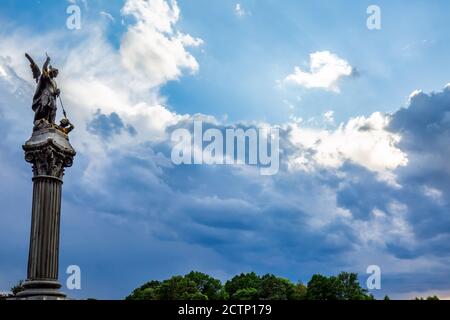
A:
<box><xmin>25</xmin><ymin>53</ymin><xmax>74</xmax><ymax>134</ymax></box>
<box><xmin>25</xmin><ymin>53</ymin><xmax>60</xmax><ymax>124</ymax></box>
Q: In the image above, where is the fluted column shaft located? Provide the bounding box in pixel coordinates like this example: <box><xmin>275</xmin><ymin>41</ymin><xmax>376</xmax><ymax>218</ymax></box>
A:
<box><xmin>27</xmin><ymin>176</ymin><xmax>63</xmax><ymax>281</ymax></box>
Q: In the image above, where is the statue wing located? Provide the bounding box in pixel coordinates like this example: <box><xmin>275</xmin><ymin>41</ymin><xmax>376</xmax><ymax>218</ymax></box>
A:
<box><xmin>25</xmin><ymin>53</ymin><xmax>41</xmax><ymax>83</ymax></box>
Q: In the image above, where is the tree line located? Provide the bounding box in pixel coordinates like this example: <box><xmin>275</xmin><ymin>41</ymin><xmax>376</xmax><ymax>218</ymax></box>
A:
<box><xmin>126</xmin><ymin>271</ymin><xmax>386</xmax><ymax>300</ymax></box>
<box><xmin>0</xmin><ymin>272</ymin><xmax>440</xmax><ymax>300</ymax></box>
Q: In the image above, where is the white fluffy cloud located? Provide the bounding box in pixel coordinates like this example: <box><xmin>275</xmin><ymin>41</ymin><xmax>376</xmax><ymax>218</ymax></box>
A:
<box><xmin>286</xmin><ymin>112</ymin><xmax>408</xmax><ymax>185</ymax></box>
<box><xmin>284</xmin><ymin>51</ymin><xmax>353</xmax><ymax>92</ymax></box>
<box><xmin>120</xmin><ymin>0</ymin><xmax>203</xmax><ymax>88</ymax></box>
<box><xmin>323</xmin><ymin>110</ymin><xmax>335</xmax><ymax>125</ymax></box>
<box><xmin>0</xmin><ymin>65</ymin><xmax>6</xmax><ymax>77</ymax></box>
<box><xmin>234</xmin><ymin>4</ymin><xmax>246</xmax><ymax>17</ymax></box>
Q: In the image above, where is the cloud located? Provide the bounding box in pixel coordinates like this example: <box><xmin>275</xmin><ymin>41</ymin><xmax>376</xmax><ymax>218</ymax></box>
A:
<box><xmin>67</xmin><ymin>0</ymin><xmax>88</xmax><ymax>10</ymax></box>
<box><xmin>323</xmin><ymin>110</ymin><xmax>335</xmax><ymax>126</ymax></box>
<box><xmin>284</xmin><ymin>51</ymin><xmax>353</xmax><ymax>92</ymax></box>
<box><xmin>87</xmin><ymin>110</ymin><xmax>137</xmax><ymax>140</ymax></box>
<box><xmin>423</xmin><ymin>185</ymin><xmax>443</xmax><ymax>203</ymax></box>
<box><xmin>120</xmin><ymin>0</ymin><xmax>203</xmax><ymax>88</ymax></box>
<box><xmin>330</xmin><ymin>85</ymin><xmax>450</xmax><ymax>260</ymax></box>
<box><xmin>234</xmin><ymin>4</ymin><xmax>246</xmax><ymax>17</ymax></box>
<box><xmin>0</xmin><ymin>65</ymin><xmax>7</xmax><ymax>77</ymax></box>
<box><xmin>100</xmin><ymin>11</ymin><xmax>115</xmax><ymax>23</ymax></box>
<box><xmin>285</xmin><ymin>111</ymin><xmax>408</xmax><ymax>186</ymax></box>
<box><xmin>389</xmin><ymin>86</ymin><xmax>450</xmax><ymax>242</ymax></box>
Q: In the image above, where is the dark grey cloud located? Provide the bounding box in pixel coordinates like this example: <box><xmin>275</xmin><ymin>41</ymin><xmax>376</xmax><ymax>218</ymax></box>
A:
<box><xmin>327</xmin><ymin>87</ymin><xmax>450</xmax><ymax>264</ymax></box>
<box><xmin>390</xmin><ymin>88</ymin><xmax>450</xmax><ymax>251</ymax></box>
<box><xmin>87</xmin><ymin>109</ymin><xmax>137</xmax><ymax>140</ymax></box>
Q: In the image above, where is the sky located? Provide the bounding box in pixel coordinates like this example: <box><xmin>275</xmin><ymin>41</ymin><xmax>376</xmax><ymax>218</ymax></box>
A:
<box><xmin>1</xmin><ymin>0</ymin><xmax>450</xmax><ymax>299</ymax></box>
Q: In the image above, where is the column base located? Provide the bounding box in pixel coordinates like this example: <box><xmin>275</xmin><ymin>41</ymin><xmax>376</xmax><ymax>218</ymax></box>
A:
<box><xmin>15</xmin><ymin>280</ymin><xmax>67</xmax><ymax>300</ymax></box>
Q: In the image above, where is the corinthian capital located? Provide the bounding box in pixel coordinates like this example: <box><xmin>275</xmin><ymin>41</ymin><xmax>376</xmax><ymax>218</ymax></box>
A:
<box><xmin>23</xmin><ymin>127</ymin><xmax>76</xmax><ymax>179</ymax></box>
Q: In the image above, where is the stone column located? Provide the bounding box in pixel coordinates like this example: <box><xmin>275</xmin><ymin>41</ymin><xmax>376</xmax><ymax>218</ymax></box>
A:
<box><xmin>17</xmin><ymin>127</ymin><xmax>76</xmax><ymax>299</ymax></box>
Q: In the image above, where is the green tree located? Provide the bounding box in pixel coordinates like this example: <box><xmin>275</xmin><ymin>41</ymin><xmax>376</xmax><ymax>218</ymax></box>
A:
<box><xmin>126</xmin><ymin>272</ymin><xmax>225</xmax><ymax>300</ymax></box>
<box><xmin>10</xmin><ymin>280</ymin><xmax>24</xmax><ymax>296</ymax></box>
<box><xmin>306</xmin><ymin>274</ymin><xmax>339</xmax><ymax>300</ymax></box>
<box><xmin>306</xmin><ymin>272</ymin><xmax>372</xmax><ymax>300</ymax></box>
<box><xmin>126</xmin><ymin>270</ymin><xmax>406</xmax><ymax>301</ymax></box>
<box><xmin>224</xmin><ymin>272</ymin><xmax>260</xmax><ymax>298</ymax></box>
<box><xmin>337</xmin><ymin>272</ymin><xmax>371</xmax><ymax>300</ymax></box>
<box><xmin>290</xmin><ymin>283</ymin><xmax>308</xmax><ymax>300</ymax></box>
<box><xmin>157</xmin><ymin>276</ymin><xmax>205</xmax><ymax>300</ymax></box>
<box><xmin>258</xmin><ymin>274</ymin><xmax>296</xmax><ymax>300</ymax></box>
<box><xmin>232</xmin><ymin>288</ymin><xmax>259</xmax><ymax>300</ymax></box>
<box><xmin>184</xmin><ymin>271</ymin><xmax>225</xmax><ymax>300</ymax></box>
<box><xmin>126</xmin><ymin>280</ymin><xmax>161</xmax><ymax>300</ymax></box>
<box><xmin>414</xmin><ymin>295</ymin><xmax>440</xmax><ymax>300</ymax></box>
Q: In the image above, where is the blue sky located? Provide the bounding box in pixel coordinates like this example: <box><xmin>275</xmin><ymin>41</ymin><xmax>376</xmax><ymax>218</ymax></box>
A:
<box><xmin>1</xmin><ymin>0</ymin><xmax>450</xmax><ymax>299</ymax></box>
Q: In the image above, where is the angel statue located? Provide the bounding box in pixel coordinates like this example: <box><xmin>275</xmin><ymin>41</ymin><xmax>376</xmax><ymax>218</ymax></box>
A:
<box><xmin>25</xmin><ymin>53</ymin><xmax>61</xmax><ymax>127</ymax></box>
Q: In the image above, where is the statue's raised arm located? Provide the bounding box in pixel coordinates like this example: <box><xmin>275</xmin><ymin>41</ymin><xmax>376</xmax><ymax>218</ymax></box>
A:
<box><xmin>42</xmin><ymin>54</ymin><xmax>51</xmax><ymax>76</ymax></box>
